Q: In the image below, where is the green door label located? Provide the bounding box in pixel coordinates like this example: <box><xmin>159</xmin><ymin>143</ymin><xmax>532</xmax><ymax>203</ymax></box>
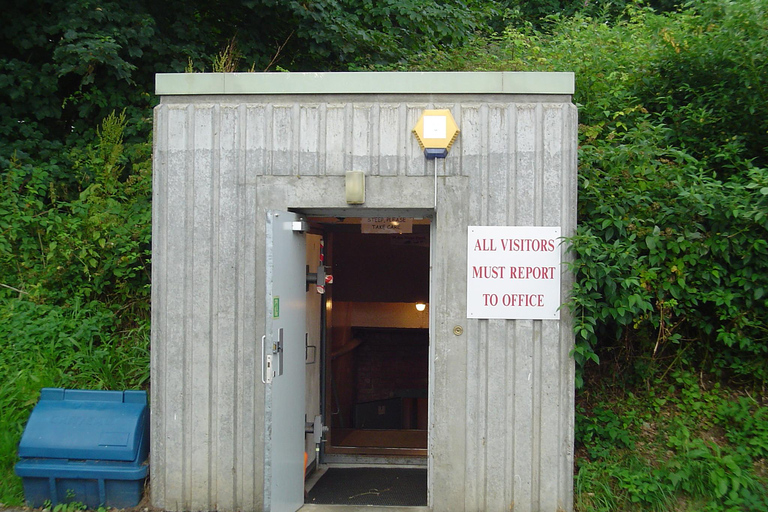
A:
<box><xmin>273</xmin><ymin>297</ymin><xmax>280</xmax><ymax>318</ymax></box>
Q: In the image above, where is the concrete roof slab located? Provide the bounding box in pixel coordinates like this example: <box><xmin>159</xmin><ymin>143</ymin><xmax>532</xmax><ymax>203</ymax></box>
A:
<box><xmin>155</xmin><ymin>71</ymin><xmax>574</xmax><ymax>96</ymax></box>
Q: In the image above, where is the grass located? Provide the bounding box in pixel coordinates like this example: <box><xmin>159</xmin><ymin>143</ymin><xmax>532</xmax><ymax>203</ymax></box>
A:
<box><xmin>574</xmin><ymin>367</ymin><xmax>768</xmax><ymax>512</ymax></box>
<box><xmin>0</xmin><ymin>298</ymin><xmax>150</xmax><ymax>506</ymax></box>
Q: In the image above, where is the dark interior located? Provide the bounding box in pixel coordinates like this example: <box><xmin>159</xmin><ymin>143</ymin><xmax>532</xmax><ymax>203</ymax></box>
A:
<box><xmin>330</xmin><ymin>227</ymin><xmax>430</xmax><ymax>303</ymax></box>
<box><xmin>316</xmin><ymin>220</ymin><xmax>430</xmax><ymax>455</ymax></box>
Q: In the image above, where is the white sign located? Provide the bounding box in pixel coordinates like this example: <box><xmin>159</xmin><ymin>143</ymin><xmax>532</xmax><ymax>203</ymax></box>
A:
<box><xmin>423</xmin><ymin>115</ymin><xmax>447</xmax><ymax>139</ymax></box>
<box><xmin>361</xmin><ymin>217</ymin><xmax>413</xmax><ymax>234</ymax></box>
<box><xmin>467</xmin><ymin>226</ymin><xmax>562</xmax><ymax>320</ymax></box>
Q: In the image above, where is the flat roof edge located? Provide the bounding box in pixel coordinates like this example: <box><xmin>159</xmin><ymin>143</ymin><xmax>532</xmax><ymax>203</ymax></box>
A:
<box><xmin>155</xmin><ymin>72</ymin><xmax>574</xmax><ymax>96</ymax></box>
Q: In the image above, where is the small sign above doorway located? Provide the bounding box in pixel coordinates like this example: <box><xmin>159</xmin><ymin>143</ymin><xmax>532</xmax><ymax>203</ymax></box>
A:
<box><xmin>361</xmin><ymin>217</ymin><xmax>413</xmax><ymax>234</ymax></box>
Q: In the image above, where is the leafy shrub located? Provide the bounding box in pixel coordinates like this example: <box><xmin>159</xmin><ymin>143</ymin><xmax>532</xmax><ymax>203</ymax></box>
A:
<box><xmin>571</xmin><ymin>128</ymin><xmax>768</xmax><ymax>383</ymax></box>
<box><xmin>0</xmin><ymin>110</ymin><xmax>152</xmax><ymax>311</ymax></box>
<box><xmin>0</xmin><ymin>111</ymin><xmax>151</xmax><ymax>504</ymax></box>
<box><xmin>576</xmin><ymin>405</ymin><xmax>636</xmax><ymax>460</ymax></box>
<box><xmin>716</xmin><ymin>397</ymin><xmax>768</xmax><ymax>459</ymax></box>
<box><xmin>524</xmin><ymin>3</ymin><xmax>768</xmax><ymax>386</ymax></box>
<box><xmin>640</xmin><ymin>0</ymin><xmax>768</xmax><ymax>173</ymax></box>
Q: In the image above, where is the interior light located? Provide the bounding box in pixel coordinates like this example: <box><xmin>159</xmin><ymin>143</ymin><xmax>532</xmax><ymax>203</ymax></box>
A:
<box><xmin>415</xmin><ymin>303</ymin><xmax>427</xmax><ymax>312</ymax></box>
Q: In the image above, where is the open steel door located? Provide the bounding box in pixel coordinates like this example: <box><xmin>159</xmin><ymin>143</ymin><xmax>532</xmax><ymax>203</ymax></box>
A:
<box><xmin>264</xmin><ymin>211</ymin><xmax>307</xmax><ymax>512</ymax></box>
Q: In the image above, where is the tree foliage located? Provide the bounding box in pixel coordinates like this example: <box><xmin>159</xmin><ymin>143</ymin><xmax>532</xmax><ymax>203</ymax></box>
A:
<box><xmin>558</xmin><ymin>3</ymin><xmax>768</xmax><ymax>386</ymax></box>
<box><xmin>521</xmin><ymin>3</ymin><xmax>768</xmax><ymax>386</ymax></box>
<box><xmin>0</xmin><ymin>0</ymin><xmax>490</xmax><ymax>171</ymax></box>
<box><xmin>641</xmin><ymin>0</ymin><xmax>768</xmax><ymax>173</ymax></box>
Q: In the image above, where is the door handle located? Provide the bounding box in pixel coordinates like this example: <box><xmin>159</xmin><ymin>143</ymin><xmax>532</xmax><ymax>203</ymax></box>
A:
<box><xmin>261</xmin><ymin>335</ymin><xmax>267</xmax><ymax>384</ymax></box>
<box><xmin>261</xmin><ymin>329</ymin><xmax>283</xmax><ymax>384</ymax></box>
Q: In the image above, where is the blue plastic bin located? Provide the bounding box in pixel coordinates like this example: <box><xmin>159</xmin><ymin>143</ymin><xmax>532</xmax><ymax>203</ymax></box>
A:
<box><xmin>15</xmin><ymin>388</ymin><xmax>149</xmax><ymax>509</ymax></box>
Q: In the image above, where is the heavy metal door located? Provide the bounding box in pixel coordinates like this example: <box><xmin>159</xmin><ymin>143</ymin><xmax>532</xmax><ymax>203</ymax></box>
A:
<box><xmin>265</xmin><ymin>211</ymin><xmax>306</xmax><ymax>512</ymax></box>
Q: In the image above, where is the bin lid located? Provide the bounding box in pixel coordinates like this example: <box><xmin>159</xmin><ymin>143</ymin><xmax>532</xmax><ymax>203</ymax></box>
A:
<box><xmin>18</xmin><ymin>388</ymin><xmax>148</xmax><ymax>462</ymax></box>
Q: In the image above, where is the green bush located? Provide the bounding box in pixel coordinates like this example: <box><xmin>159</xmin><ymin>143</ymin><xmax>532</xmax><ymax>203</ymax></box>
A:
<box><xmin>716</xmin><ymin>397</ymin><xmax>768</xmax><ymax>459</ymax></box>
<box><xmin>640</xmin><ymin>0</ymin><xmax>768</xmax><ymax>174</ymax></box>
<box><xmin>0</xmin><ymin>110</ymin><xmax>152</xmax><ymax>310</ymax></box>
<box><xmin>571</xmin><ymin>126</ymin><xmax>768</xmax><ymax>384</ymax></box>
<box><xmin>516</xmin><ymin>3</ymin><xmax>768</xmax><ymax>386</ymax></box>
<box><xmin>416</xmin><ymin>4</ymin><xmax>768</xmax><ymax>387</ymax></box>
<box><xmin>0</xmin><ymin>111</ymin><xmax>151</xmax><ymax>505</ymax></box>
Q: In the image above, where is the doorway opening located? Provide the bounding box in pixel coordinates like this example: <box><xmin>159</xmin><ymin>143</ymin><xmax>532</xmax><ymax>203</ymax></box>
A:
<box><xmin>303</xmin><ymin>215</ymin><xmax>430</xmax><ymax>506</ymax></box>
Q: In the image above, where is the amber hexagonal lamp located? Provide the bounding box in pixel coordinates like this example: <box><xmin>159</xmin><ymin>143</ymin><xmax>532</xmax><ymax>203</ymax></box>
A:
<box><xmin>412</xmin><ymin>109</ymin><xmax>460</xmax><ymax>159</ymax></box>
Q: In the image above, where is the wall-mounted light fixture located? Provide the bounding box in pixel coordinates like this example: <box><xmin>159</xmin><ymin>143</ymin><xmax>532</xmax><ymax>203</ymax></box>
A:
<box><xmin>345</xmin><ymin>170</ymin><xmax>365</xmax><ymax>204</ymax></box>
<box><xmin>415</xmin><ymin>302</ymin><xmax>427</xmax><ymax>312</ymax></box>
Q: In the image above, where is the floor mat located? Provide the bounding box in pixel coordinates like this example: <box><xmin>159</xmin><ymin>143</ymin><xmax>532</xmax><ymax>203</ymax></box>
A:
<box><xmin>306</xmin><ymin>467</ymin><xmax>427</xmax><ymax>506</ymax></box>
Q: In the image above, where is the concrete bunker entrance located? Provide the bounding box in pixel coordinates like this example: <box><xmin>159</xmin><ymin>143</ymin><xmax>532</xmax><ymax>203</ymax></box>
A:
<box><xmin>303</xmin><ymin>214</ymin><xmax>431</xmax><ymax>505</ymax></box>
<box><xmin>151</xmin><ymin>71</ymin><xmax>578</xmax><ymax>512</ymax></box>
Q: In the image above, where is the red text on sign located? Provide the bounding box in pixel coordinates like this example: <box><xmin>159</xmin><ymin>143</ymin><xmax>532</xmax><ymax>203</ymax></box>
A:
<box><xmin>482</xmin><ymin>293</ymin><xmax>545</xmax><ymax>307</ymax></box>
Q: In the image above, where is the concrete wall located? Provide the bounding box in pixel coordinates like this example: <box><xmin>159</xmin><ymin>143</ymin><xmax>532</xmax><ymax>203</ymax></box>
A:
<box><xmin>151</xmin><ymin>72</ymin><xmax>577</xmax><ymax>512</ymax></box>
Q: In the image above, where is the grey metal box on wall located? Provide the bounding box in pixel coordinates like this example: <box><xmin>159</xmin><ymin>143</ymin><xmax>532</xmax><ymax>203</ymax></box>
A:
<box><xmin>152</xmin><ymin>72</ymin><xmax>577</xmax><ymax>512</ymax></box>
